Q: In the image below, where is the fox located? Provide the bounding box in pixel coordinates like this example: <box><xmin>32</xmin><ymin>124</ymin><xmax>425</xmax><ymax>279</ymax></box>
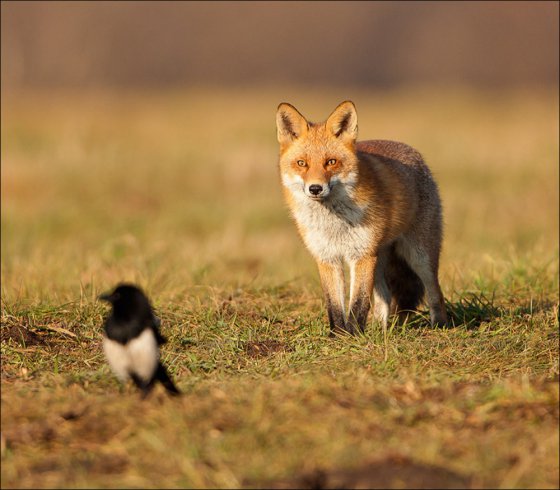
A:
<box><xmin>276</xmin><ymin>100</ymin><xmax>447</xmax><ymax>336</ymax></box>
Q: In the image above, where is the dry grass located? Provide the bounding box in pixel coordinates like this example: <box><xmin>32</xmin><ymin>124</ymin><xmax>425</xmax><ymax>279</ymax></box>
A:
<box><xmin>1</xmin><ymin>86</ymin><xmax>558</xmax><ymax>488</ymax></box>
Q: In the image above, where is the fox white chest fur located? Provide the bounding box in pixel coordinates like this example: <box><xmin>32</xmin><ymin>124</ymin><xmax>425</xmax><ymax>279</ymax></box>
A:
<box><xmin>288</xmin><ymin>186</ymin><xmax>374</xmax><ymax>264</ymax></box>
<box><xmin>103</xmin><ymin>328</ymin><xmax>159</xmax><ymax>382</ymax></box>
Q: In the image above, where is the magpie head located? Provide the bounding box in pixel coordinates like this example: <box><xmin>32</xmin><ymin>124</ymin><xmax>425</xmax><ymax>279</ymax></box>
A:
<box><xmin>99</xmin><ymin>283</ymin><xmax>152</xmax><ymax>318</ymax></box>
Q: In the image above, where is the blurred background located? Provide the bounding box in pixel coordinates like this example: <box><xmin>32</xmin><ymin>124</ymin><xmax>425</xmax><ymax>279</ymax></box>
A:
<box><xmin>1</xmin><ymin>1</ymin><xmax>558</xmax><ymax>302</ymax></box>
<box><xmin>1</xmin><ymin>1</ymin><xmax>558</xmax><ymax>89</ymax></box>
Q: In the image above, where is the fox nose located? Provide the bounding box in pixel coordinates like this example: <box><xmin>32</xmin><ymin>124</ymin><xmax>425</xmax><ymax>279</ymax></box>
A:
<box><xmin>308</xmin><ymin>184</ymin><xmax>323</xmax><ymax>196</ymax></box>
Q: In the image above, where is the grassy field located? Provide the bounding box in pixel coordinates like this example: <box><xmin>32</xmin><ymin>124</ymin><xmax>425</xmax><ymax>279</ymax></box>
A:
<box><xmin>1</xmin><ymin>86</ymin><xmax>558</xmax><ymax>489</ymax></box>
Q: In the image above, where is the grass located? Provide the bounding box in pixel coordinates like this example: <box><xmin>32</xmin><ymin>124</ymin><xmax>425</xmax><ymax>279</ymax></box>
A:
<box><xmin>1</xmin><ymin>85</ymin><xmax>559</xmax><ymax>488</ymax></box>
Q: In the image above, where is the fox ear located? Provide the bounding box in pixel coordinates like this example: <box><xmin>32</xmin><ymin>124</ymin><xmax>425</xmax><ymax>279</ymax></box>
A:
<box><xmin>326</xmin><ymin>100</ymin><xmax>358</xmax><ymax>142</ymax></box>
<box><xmin>276</xmin><ymin>103</ymin><xmax>308</xmax><ymax>147</ymax></box>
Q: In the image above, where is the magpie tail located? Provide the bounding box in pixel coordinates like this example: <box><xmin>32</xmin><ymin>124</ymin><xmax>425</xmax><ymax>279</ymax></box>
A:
<box><xmin>155</xmin><ymin>363</ymin><xmax>181</xmax><ymax>396</ymax></box>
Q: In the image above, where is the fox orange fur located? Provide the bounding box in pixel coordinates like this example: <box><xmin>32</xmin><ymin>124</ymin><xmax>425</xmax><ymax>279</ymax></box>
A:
<box><xmin>276</xmin><ymin>100</ymin><xmax>447</xmax><ymax>335</ymax></box>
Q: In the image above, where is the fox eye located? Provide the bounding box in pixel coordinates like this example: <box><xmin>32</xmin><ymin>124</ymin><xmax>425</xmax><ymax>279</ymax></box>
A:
<box><xmin>326</xmin><ymin>158</ymin><xmax>337</xmax><ymax>166</ymax></box>
<box><xmin>296</xmin><ymin>160</ymin><xmax>306</xmax><ymax>167</ymax></box>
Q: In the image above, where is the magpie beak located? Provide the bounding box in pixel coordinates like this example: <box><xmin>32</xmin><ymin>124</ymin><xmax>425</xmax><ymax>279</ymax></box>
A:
<box><xmin>99</xmin><ymin>292</ymin><xmax>117</xmax><ymax>302</ymax></box>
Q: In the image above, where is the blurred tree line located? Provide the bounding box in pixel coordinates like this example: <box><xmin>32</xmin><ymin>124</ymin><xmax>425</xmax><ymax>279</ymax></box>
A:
<box><xmin>1</xmin><ymin>1</ymin><xmax>558</xmax><ymax>89</ymax></box>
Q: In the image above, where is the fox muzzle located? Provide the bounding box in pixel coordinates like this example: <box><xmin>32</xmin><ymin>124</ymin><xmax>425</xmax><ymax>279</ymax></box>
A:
<box><xmin>305</xmin><ymin>183</ymin><xmax>331</xmax><ymax>200</ymax></box>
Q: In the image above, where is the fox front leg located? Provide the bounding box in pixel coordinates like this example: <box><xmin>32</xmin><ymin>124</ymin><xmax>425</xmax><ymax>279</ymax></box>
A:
<box><xmin>317</xmin><ymin>260</ymin><xmax>350</xmax><ymax>335</ymax></box>
<box><xmin>347</xmin><ymin>255</ymin><xmax>378</xmax><ymax>333</ymax></box>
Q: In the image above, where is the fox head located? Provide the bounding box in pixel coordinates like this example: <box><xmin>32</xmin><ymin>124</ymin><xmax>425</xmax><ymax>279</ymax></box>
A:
<box><xmin>276</xmin><ymin>100</ymin><xmax>359</xmax><ymax>201</ymax></box>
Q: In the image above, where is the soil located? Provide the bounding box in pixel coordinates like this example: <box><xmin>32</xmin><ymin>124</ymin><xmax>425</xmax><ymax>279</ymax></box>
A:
<box><xmin>255</xmin><ymin>455</ymin><xmax>474</xmax><ymax>489</ymax></box>
<box><xmin>243</xmin><ymin>340</ymin><xmax>290</xmax><ymax>358</ymax></box>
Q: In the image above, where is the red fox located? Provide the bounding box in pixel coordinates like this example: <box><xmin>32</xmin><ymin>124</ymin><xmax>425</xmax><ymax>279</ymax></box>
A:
<box><xmin>276</xmin><ymin>100</ymin><xmax>447</xmax><ymax>335</ymax></box>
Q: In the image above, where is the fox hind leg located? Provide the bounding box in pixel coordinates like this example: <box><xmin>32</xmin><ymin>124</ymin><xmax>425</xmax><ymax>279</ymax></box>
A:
<box><xmin>386</xmin><ymin>243</ymin><xmax>425</xmax><ymax>323</ymax></box>
<box><xmin>396</xmin><ymin>239</ymin><xmax>447</xmax><ymax>327</ymax></box>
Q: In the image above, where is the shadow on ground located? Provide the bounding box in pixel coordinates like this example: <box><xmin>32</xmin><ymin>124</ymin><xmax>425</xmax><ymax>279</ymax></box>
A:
<box><xmin>400</xmin><ymin>292</ymin><xmax>501</xmax><ymax>330</ymax></box>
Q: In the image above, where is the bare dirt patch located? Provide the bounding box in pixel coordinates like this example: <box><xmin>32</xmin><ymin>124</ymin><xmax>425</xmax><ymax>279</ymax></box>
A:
<box><xmin>243</xmin><ymin>340</ymin><xmax>290</xmax><ymax>358</ymax></box>
<box><xmin>1</xmin><ymin>325</ymin><xmax>45</xmax><ymax>347</ymax></box>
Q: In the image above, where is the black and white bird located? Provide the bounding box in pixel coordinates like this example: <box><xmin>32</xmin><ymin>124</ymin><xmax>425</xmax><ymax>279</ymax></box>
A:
<box><xmin>99</xmin><ymin>283</ymin><xmax>180</xmax><ymax>398</ymax></box>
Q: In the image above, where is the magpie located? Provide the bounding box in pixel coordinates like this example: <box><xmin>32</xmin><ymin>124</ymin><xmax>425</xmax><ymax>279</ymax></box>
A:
<box><xmin>99</xmin><ymin>283</ymin><xmax>180</xmax><ymax>398</ymax></box>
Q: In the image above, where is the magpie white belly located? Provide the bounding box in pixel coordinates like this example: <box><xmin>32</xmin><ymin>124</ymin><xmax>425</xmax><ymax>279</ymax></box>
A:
<box><xmin>103</xmin><ymin>328</ymin><xmax>159</xmax><ymax>382</ymax></box>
